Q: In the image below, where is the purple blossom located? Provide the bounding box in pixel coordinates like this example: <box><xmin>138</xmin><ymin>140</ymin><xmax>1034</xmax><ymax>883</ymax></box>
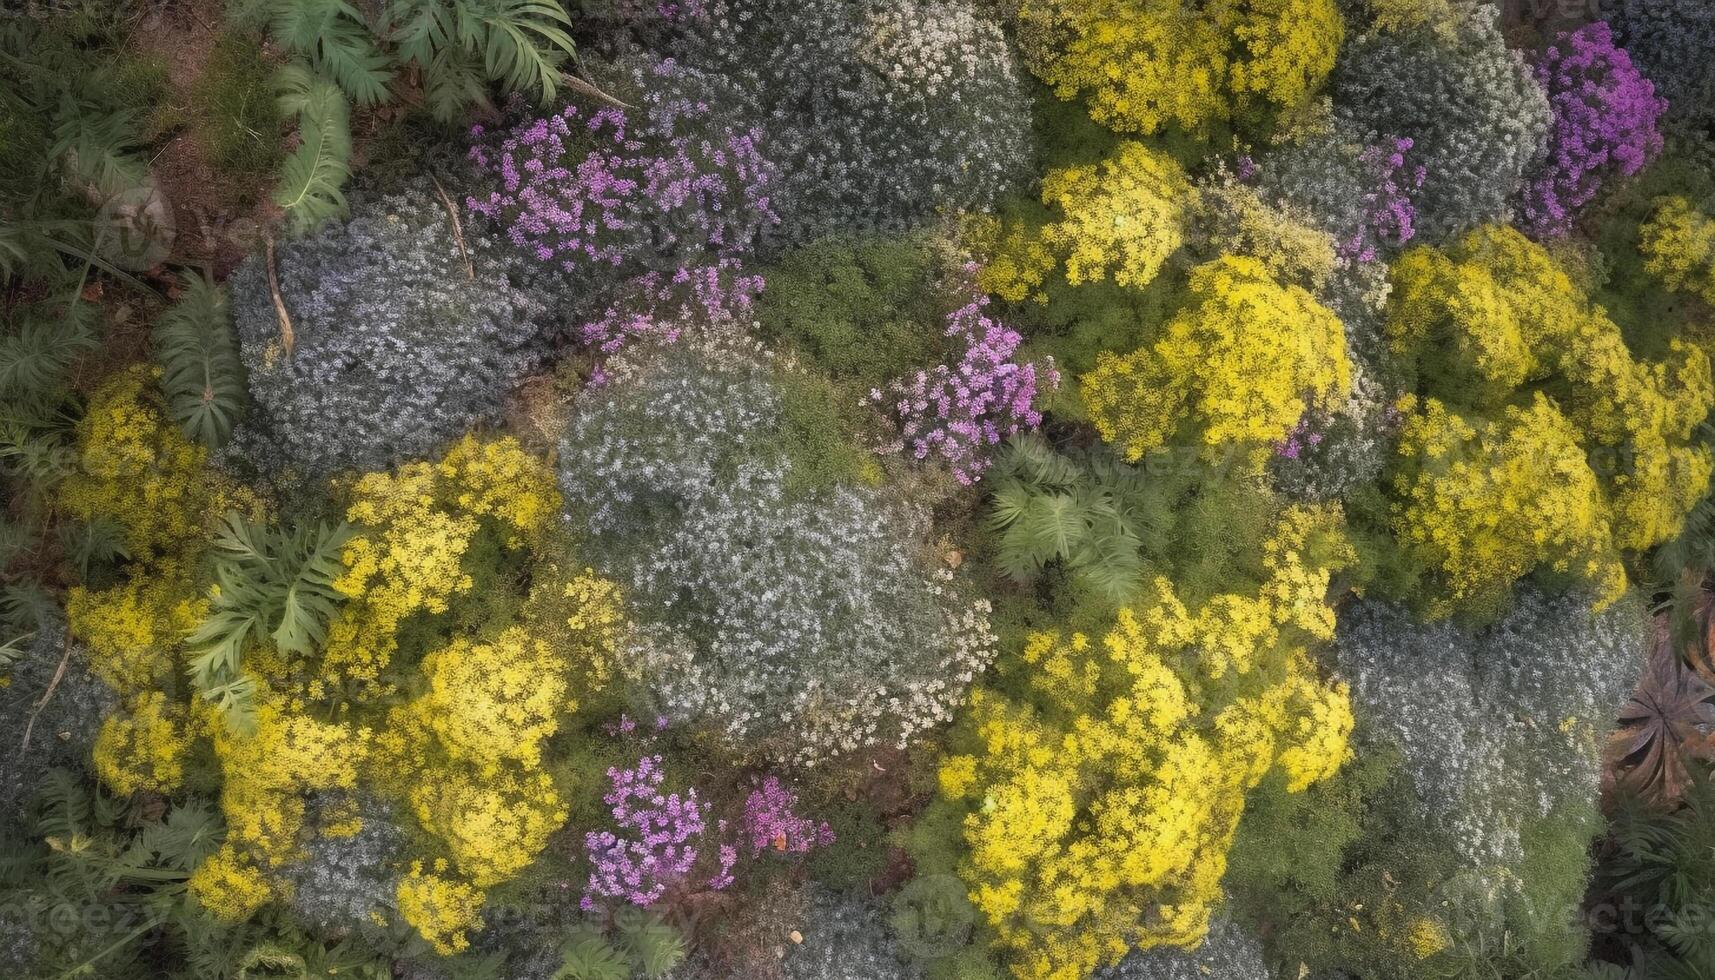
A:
<box><xmin>581</xmin><ymin>754</ymin><xmax>735</xmax><ymax>910</ymax></box>
<box><xmin>739</xmin><ymin>777</ymin><xmax>834</xmax><ymax>855</ymax></box>
<box><xmin>873</xmin><ymin>280</ymin><xmax>1059</xmax><ymax>485</ymax></box>
<box><xmin>576</xmin><ymin>261</ymin><xmax>764</xmax><ymax>376</ymax></box>
<box><xmin>1338</xmin><ymin>137</ymin><xmax>1425</xmax><ymax>264</ymax></box>
<box><xmin>467</xmin><ymin>61</ymin><xmax>779</xmax><ymax>277</ymax></box>
<box><xmin>1518</xmin><ymin>22</ymin><xmax>1666</xmax><ymax>237</ymax></box>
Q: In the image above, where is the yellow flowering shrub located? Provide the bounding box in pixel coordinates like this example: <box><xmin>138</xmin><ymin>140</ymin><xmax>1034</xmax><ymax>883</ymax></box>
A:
<box><xmin>1386</xmin><ymin>225</ymin><xmax>1714</xmax><ymax>612</ymax></box>
<box><xmin>1392</xmin><ymin>396</ymin><xmax>1630</xmax><ymax>619</ymax></box>
<box><xmin>188</xmin><ymin>843</ymin><xmax>279</xmax><ymax>921</ymax></box>
<box><xmin>322</xmin><ymin>434</ymin><xmax>558</xmax><ymax>690</ymax></box>
<box><xmin>978</xmin><ymin>142</ymin><xmax>1193</xmax><ymax>303</ymax></box>
<box><xmin>91</xmin><ymin>691</ymin><xmax>194</xmax><ymax>796</ymax></box>
<box><xmin>402</xmin><ymin>768</ymin><xmax>568</xmax><ymax>888</ymax></box>
<box><xmin>407</xmin><ymin>627</ymin><xmax>568</xmax><ymax>770</ymax></box>
<box><xmin>1641</xmin><ymin>195</ymin><xmax>1715</xmax><ymax>306</ymax></box>
<box><xmin>1193</xmin><ymin>177</ymin><xmax>1339</xmax><ymax>292</ymax></box>
<box><xmin>938</xmin><ymin>506</ymin><xmax>1354</xmax><ymax>979</ymax></box>
<box><xmin>1081</xmin><ymin>254</ymin><xmax>1350</xmax><ymax>465</ymax></box>
<box><xmin>397</xmin><ymin>862</ymin><xmax>485</xmax><ymax>956</ymax></box>
<box><xmin>62</xmin><ymin>370</ymin><xmax>248</xmax><ymax>699</ymax></box>
<box><xmin>1017</xmin><ymin>0</ymin><xmax>1344</xmax><ymax>135</ymax></box>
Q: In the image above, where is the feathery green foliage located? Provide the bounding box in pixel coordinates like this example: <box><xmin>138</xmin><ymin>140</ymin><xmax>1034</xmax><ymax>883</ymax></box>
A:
<box><xmin>240</xmin><ymin>0</ymin><xmax>576</xmax><ymax>121</ymax></box>
<box><xmin>552</xmin><ymin>912</ymin><xmax>687</xmax><ymax>980</ymax></box>
<box><xmin>273</xmin><ymin>63</ymin><xmax>354</xmax><ymax>235</ymax></box>
<box><xmin>187</xmin><ymin>513</ymin><xmax>354</xmax><ymax>732</ymax></box>
<box><xmin>153</xmin><ymin>273</ymin><xmax>248</xmax><ymax>449</ymax></box>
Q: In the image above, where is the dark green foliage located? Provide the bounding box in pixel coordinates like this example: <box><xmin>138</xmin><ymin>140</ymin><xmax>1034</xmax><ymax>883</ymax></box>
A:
<box><xmin>187</xmin><ymin>513</ymin><xmax>353</xmax><ymax>731</ymax></box>
<box><xmin>755</xmin><ymin>236</ymin><xmax>945</xmax><ymax>390</ymax></box>
<box><xmin>235</xmin><ymin>0</ymin><xmax>577</xmax><ymax>121</ymax></box>
<box><xmin>551</xmin><ymin>911</ymin><xmax>687</xmax><ymax>980</ymax></box>
<box><xmin>773</xmin><ymin>369</ymin><xmax>881</xmax><ymax>498</ymax></box>
<box><xmin>60</xmin><ymin>515</ymin><xmax>132</xmax><ymax>582</ymax></box>
<box><xmin>985</xmin><ymin>434</ymin><xmax>1275</xmax><ymax>610</ymax></box>
<box><xmin>1599</xmin><ymin>772</ymin><xmax>1715</xmax><ymax>976</ymax></box>
<box><xmin>154</xmin><ymin>273</ymin><xmax>249</xmax><ymax>449</ymax></box>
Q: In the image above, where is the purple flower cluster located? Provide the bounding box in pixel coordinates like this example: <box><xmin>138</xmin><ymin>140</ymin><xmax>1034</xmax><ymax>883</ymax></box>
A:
<box><xmin>1273</xmin><ymin>415</ymin><xmax>1326</xmax><ymax>460</ymax></box>
<box><xmin>872</xmin><ymin>285</ymin><xmax>1059</xmax><ymax>485</ymax></box>
<box><xmin>1340</xmin><ymin>137</ymin><xmax>1425</xmax><ymax>264</ymax></box>
<box><xmin>581</xmin><ymin>754</ymin><xmax>736</xmax><ymax>910</ymax></box>
<box><xmin>467</xmin><ymin>63</ymin><xmax>779</xmax><ymax>276</ymax></box>
<box><xmin>577</xmin><ymin>262</ymin><xmax>764</xmax><ymax>374</ymax></box>
<box><xmin>739</xmin><ymin>777</ymin><xmax>834</xmax><ymax>855</ymax></box>
<box><xmin>1518</xmin><ymin>22</ymin><xmax>1666</xmax><ymax>237</ymax></box>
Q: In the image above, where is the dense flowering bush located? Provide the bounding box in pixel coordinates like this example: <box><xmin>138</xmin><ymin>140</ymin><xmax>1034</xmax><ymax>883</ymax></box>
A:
<box><xmin>934</xmin><ymin>506</ymin><xmax>1354</xmax><ymax>979</ymax></box>
<box><xmin>1385</xmin><ymin>225</ymin><xmax>1714</xmax><ymax>614</ymax></box>
<box><xmin>1516</xmin><ymin>22</ymin><xmax>1665</xmax><ymax>237</ymax></box>
<box><xmin>1612</xmin><ymin>0</ymin><xmax>1715</xmax><ymax>129</ymax></box>
<box><xmin>739</xmin><ymin>776</ymin><xmax>834</xmax><ymax>856</ymax></box>
<box><xmin>871</xmin><ymin>289</ymin><xmax>1059</xmax><ymax>484</ymax></box>
<box><xmin>559</xmin><ymin>338</ymin><xmax>997</xmax><ymax>765</ymax></box>
<box><xmin>582</xmin><ymin>754</ymin><xmax>738</xmax><ymax>909</ymax></box>
<box><xmin>1095</xmin><ymin>916</ymin><xmax>1270</xmax><ymax>980</ymax></box>
<box><xmin>978</xmin><ymin>141</ymin><xmax>1193</xmax><ymax>303</ymax></box>
<box><xmin>1641</xmin><ymin>195</ymin><xmax>1715</xmax><ymax>305</ymax></box>
<box><xmin>466</xmin><ymin>70</ymin><xmax>780</xmax><ymax>278</ymax></box>
<box><xmin>227</xmin><ymin>187</ymin><xmax>549</xmax><ymax>478</ymax></box>
<box><xmin>1335</xmin><ymin>590</ymin><xmax>1644</xmax><ymax>869</ymax></box>
<box><xmin>779</xmin><ymin>888</ymin><xmax>923</xmax><ymax>980</ymax></box>
<box><xmin>576</xmin><ymin>262</ymin><xmax>764</xmax><ymax>370</ymax></box>
<box><xmin>1082</xmin><ymin>255</ymin><xmax>1351</xmax><ymax>466</ymax></box>
<box><xmin>1332</xmin><ymin>12</ymin><xmax>1549</xmax><ymax>241</ymax></box>
<box><xmin>1016</xmin><ymin>0</ymin><xmax>1344</xmax><ymax>135</ymax></box>
<box><xmin>654</xmin><ymin>0</ymin><xmax>1033</xmax><ymax>248</ymax></box>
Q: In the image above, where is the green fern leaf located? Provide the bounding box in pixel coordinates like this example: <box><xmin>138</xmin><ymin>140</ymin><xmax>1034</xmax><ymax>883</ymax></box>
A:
<box><xmin>552</xmin><ymin>934</ymin><xmax>630</xmax><ymax>980</ymax></box>
<box><xmin>271</xmin><ymin>0</ymin><xmax>393</xmax><ymax>104</ymax></box>
<box><xmin>615</xmin><ymin>910</ymin><xmax>687</xmax><ymax>978</ymax></box>
<box><xmin>273</xmin><ymin>64</ymin><xmax>353</xmax><ymax>235</ymax></box>
<box><xmin>153</xmin><ymin>272</ymin><xmax>248</xmax><ymax>448</ymax></box>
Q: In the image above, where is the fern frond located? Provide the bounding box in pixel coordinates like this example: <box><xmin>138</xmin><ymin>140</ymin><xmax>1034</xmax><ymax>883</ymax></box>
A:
<box><xmin>273</xmin><ymin>64</ymin><xmax>353</xmax><ymax>236</ymax></box>
<box><xmin>613</xmin><ymin>910</ymin><xmax>686</xmax><ymax>978</ymax></box>
<box><xmin>48</xmin><ymin>99</ymin><xmax>148</xmax><ymax>198</ymax></box>
<box><xmin>552</xmin><ymin>933</ymin><xmax>630</xmax><ymax>980</ymax></box>
<box><xmin>60</xmin><ymin>515</ymin><xmax>131</xmax><ymax>581</ymax></box>
<box><xmin>153</xmin><ymin>272</ymin><xmax>248</xmax><ymax>448</ymax></box>
<box><xmin>472</xmin><ymin>0</ymin><xmax>575</xmax><ymax>100</ymax></box>
<box><xmin>0</xmin><ymin>300</ymin><xmax>98</xmax><ymax>399</ymax></box>
<box><xmin>271</xmin><ymin>0</ymin><xmax>392</xmax><ymax>104</ymax></box>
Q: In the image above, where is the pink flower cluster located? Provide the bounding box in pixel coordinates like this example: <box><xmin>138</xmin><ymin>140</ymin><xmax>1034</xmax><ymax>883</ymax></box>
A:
<box><xmin>577</xmin><ymin>262</ymin><xmax>764</xmax><ymax>368</ymax></box>
<box><xmin>1518</xmin><ymin>22</ymin><xmax>1665</xmax><ymax>237</ymax></box>
<box><xmin>873</xmin><ymin>288</ymin><xmax>1059</xmax><ymax>485</ymax></box>
<box><xmin>581</xmin><ymin>754</ymin><xmax>736</xmax><ymax>910</ymax></box>
<box><xmin>739</xmin><ymin>777</ymin><xmax>834</xmax><ymax>855</ymax></box>
<box><xmin>1273</xmin><ymin>415</ymin><xmax>1326</xmax><ymax>460</ymax></box>
<box><xmin>1340</xmin><ymin>137</ymin><xmax>1425</xmax><ymax>264</ymax></box>
<box><xmin>466</xmin><ymin>71</ymin><xmax>778</xmax><ymax>276</ymax></box>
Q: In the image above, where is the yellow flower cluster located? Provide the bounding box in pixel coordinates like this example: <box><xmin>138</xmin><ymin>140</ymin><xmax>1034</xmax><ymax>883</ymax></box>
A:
<box><xmin>193</xmin><ymin>697</ymin><xmax>373</xmax><ymax>920</ymax></box>
<box><xmin>91</xmin><ymin>690</ymin><xmax>193</xmax><ymax>797</ymax></box>
<box><xmin>61</xmin><ymin>370</ymin><xmax>256</xmax><ymax>797</ymax></box>
<box><xmin>1016</xmin><ymin>0</ymin><xmax>1343</xmax><ymax>135</ymax></box>
<box><xmin>1193</xmin><ymin>177</ymin><xmax>1339</xmax><ymax>293</ymax></box>
<box><xmin>939</xmin><ymin>506</ymin><xmax>1354</xmax><ymax>980</ymax></box>
<box><xmin>1387</xmin><ymin>225</ymin><xmax>1714</xmax><ymax>612</ymax></box>
<box><xmin>1393</xmin><ymin>397</ymin><xmax>1630</xmax><ymax>617</ymax></box>
<box><xmin>978</xmin><ymin>142</ymin><xmax>1193</xmax><ymax>303</ymax></box>
<box><xmin>1082</xmin><ymin>255</ymin><xmax>1350</xmax><ymax>465</ymax></box>
<box><xmin>1641</xmin><ymin>195</ymin><xmax>1715</xmax><ymax>306</ymax></box>
<box><xmin>397</xmin><ymin>861</ymin><xmax>486</xmax><ymax>956</ymax></box>
<box><xmin>323</xmin><ymin>434</ymin><xmax>559</xmax><ymax>691</ymax></box>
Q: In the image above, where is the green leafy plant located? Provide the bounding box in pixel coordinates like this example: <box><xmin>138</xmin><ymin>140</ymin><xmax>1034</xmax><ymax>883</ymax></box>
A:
<box><xmin>272</xmin><ymin>63</ymin><xmax>354</xmax><ymax>235</ymax></box>
<box><xmin>187</xmin><ymin>513</ymin><xmax>353</xmax><ymax>731</ymax></box>
<box><xmin>551</xmin><ymin>911</ymin><xmax>687</xmax><ymax>980</ymax></box>
<box><xmin>1600</xmin><ymin>768</ymin><xmax>1715</xmax><ymax>977</ymax></box>
<box><xmin>236</xmin><ymin>0</ymin><xmax>577</xmax><ymax>121</ymax></box>
<box><xmin>153</xmin><ymin>272</ymin><xmax>248</xmax><ymax>449</ymax></box>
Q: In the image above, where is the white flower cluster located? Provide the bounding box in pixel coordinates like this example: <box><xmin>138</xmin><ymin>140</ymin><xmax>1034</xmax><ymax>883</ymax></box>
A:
<box><xmin>1335</xmin><ymin>589</ymin><xmax>1645</xmax><ymax>869</ymax></box>
<box><xmin>560</xmin><ymin>337</ymin><xmax>997</xmax><ymax>767</ymax></box>
<box><xmin>657</xmin><ymin>0</ymin><xmax>1034</xmax><ymax>249</ymax></box>
<box><xmin>0</xmin><ymin>616</ymin><xmax>112</xmax><ymax>826</ymax></box>
<box><xmin>1097</xmin><ymin>915</ymin><xmax>1270</xmax><ymax>980</ymax></box>
<box><xmin>225</xmin><ymin>183</ymin><xmax>550</xmax><ymax>478</ymax></box>
<box><xmin>1332</xmin><ymin>6</ymin><xmax>1550</xmax><ymax>242</ymax></box>
<box><xmin>285</xmin><ymin>795</ymin><xmax>404</xmax><ymax>935</ymax></box>
<box><xmin>780</xmin><ymin>888</ymin><xmax>924</xmax><ymax>980</ymax></box>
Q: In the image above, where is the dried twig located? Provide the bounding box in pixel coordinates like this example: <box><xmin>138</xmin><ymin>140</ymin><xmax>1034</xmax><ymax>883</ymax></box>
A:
<box><xmin>432</xmin><ymin>176</ymin><xmax>475</xmax><ymax>281</ymax></box>
<box><xmin>18</xmin><ymin>632</ymin><xmax>72</xmax><ymax>760</ymax></box>
<box><xmin>264</xmin><ymin>234</ymin><xmax>294</xmax><ymax>357</ymax></box>
<box><xmin>563</xmin><ymin>71</ymin><xmax>634</xmax><ymax>109</ymax></box>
